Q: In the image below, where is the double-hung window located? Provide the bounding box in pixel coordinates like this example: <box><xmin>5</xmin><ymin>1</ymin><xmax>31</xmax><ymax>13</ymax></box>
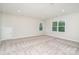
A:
<box><xmin>58</xmin><ymin>21</ymin><xmax>65</xmax><ymax>32</ymax></box>
<box><xmin>52</xmin><ymin>22</ymin><xmax>57</xmax><ymax>31</ymax></box>
<box><xmin>52</xmin><ymin>21</ymin><xmax>65</xmax><ymax>32</ymax></box>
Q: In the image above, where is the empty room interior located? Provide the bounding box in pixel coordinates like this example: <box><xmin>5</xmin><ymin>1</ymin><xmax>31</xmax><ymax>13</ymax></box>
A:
<box><xmin>0</xmin><ymin>3</ymin><xmax>79</xmax><ymax>55</ymax></box>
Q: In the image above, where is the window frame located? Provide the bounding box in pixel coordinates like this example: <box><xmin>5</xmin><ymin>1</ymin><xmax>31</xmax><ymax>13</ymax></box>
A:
<box><xmin>52</xmin><ymin>21</ymin><xmax>57</xmax><ymax>31</ymax></box>
<box><xmin>52</xmin><ymin>21</ymin><xmax>65</xmax><ymax>32</ymax></box>
<box><xmin>58</xmin><ymin>21</ymin><xmax>65</xmax><ymax>32</ymax></box>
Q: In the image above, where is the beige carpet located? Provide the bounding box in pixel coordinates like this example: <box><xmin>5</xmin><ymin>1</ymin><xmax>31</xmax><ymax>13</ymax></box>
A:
<box><xmin>0</xmin><ymin>35</ymin><xmax>79</xmax><ymax>55</ymax></box>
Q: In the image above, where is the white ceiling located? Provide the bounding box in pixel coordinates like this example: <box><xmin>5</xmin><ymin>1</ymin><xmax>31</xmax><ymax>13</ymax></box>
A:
<box><xmin>0</xmin><ymin>3</ymin><xmax>79</xmax><ymax>19</ymax></box>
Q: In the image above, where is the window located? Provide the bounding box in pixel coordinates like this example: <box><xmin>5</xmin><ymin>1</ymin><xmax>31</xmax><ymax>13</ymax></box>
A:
<box><xmin>52</xmin><ymin>21</ymin><xmax>65</xmax><ymax>32</ymax></box>
<box><xmin>58</xmin><ymin>21</ymin><xmax>65</xmax><ymax>32</ymax></box>
<box><xmin>52</xmin><ymin>22</ymin><xmax>57</xmax><ymax>31</ymax></box>
<box><xmin>39</xmin><ymin>23</ymin><xmax>43</xmax><ymax>31</ymax></box>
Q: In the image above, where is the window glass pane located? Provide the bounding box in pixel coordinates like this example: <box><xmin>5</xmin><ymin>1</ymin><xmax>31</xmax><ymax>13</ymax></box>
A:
<box><xmin>39</xmin><ymin>23</ymin><xmax>43</xmax><ymax>31</ymax></box>
<box><xmin>58</xmin><ymin>27</ymin><xmax>65</xmax><ymax>32</ymax></box>
<box><xmin>59</xmin><ymin>21</ymin><xmax>65</xmax><ymax>27</ymax></box>
<box><xmin>52</xmin><ymin>27</ymin><xmax>57</xmax><ymax>31</ymax></box>
<box><xmin>53</xmin><ymin>22</ymin><xmax>57</xmax><ymax>26</ymax></box>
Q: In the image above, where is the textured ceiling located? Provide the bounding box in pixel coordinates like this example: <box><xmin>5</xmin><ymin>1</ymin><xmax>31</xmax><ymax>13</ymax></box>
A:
<box><xmin>0</xmin><ymin>3</ymin><xmax>79</xmax><ymax>19</ymax></box>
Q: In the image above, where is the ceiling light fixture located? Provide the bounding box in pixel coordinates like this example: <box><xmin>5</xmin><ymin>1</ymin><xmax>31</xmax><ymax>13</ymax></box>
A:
<box><xmin>49</xmin><ymin>3</ymin><xmax>56</xmax><ymax>6</ymax></box>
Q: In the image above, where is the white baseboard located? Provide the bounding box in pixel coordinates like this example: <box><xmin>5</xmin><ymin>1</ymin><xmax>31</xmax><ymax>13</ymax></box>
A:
<box><xmin>0</xmin><ymin>34</ymin><xmax>45</xmax><ymax>41</ymax></box>
<box><xmin>1</xmin><ymin>34</ymin><xmax>79</xmax><ymax>43</ymax></box>
<box><xmin>46</xmin><ymin>34</ymin><xmax>79</xmax><ymax>43</ymax></box>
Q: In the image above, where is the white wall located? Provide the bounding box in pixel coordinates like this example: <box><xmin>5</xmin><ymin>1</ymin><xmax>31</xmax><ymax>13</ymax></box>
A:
<box><xmin>1</xmin><ymin>13</ymin><xmax>79</xmax><ymax>42</ymax></box>
<box><xmin>0</xmin><ymin>13</ymin><xmax>1</xmax><ymax>40</ymax></box>
<box><xmin>45</xmin><ymin>13</ymin><xmax>79</xmax><ymax>42</ymax></box>
<box><xmin>1</xmin><ymin>13</ymin><xmax>45</xmax><ymax>40</ymax></box>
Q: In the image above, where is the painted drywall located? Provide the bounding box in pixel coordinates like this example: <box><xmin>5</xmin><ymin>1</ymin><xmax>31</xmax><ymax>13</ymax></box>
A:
<box><xmin>1</xmin><ymin>12</ymin><xmax>79</xmax><ymax>42</ymax></box>
<box><xmin>1</xmin><ymin>13</ymin><xmax>45</xmax><ymax>40</ymax></box>
<box><xmin>45</xmin><ymin>13</ymin><xmax>79</xmax><ymax>42</ymax></box>
<box><xmin>0</xmin><ymin>13</ymin><xmax>1</xmax><ymax>40</ymax></box>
